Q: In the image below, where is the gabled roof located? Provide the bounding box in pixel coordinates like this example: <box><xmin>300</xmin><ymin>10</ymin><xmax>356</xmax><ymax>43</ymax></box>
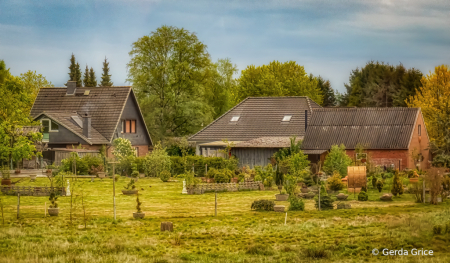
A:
<box><xmin>30</xmin><ymin>87</ymin><xmax>132</xmax><ymax>143</ymax></box>
<box><xmin>189</xmin><ymin>97</ymin><xmax>321</xmax><ymax>142</ymax></box>
<box><xmin>302</xmin><ymin>107</ymin><xmax>420</xmax><ymax>150</ymax></box>
<box><xmin>35</xmin><ymin>111</ymin><xmax>110</xmax><ymax>145</ymax></box>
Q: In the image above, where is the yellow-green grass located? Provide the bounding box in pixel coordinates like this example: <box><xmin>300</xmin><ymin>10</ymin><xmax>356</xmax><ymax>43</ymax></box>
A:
<box><xmin>0</xmin><ymin>177</ymin><xmax>449</xmax><ymax>262</ymax></box>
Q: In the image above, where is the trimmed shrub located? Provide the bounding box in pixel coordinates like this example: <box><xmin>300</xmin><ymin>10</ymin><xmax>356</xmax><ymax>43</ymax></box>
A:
<box><xmin>372</xmin><ymin>176</ymin><xmax>377</xmax><ymax>188</ymax></box>
<box><xmin>288</xmin><ymin>196</ymin><xmax>305</xmax><ymax>211</ymax></box>
<box><xmin>60</xmin><ymin>154</ymin><xmax>103</xmax><ymax>175</ymax></box>
<box><xmin>327</xmin><ymin>171</ymin><xmax>344</xmax><ymax>191</ymax></box>
<box><xmin>315</xmin><ymin>195</ymin><xmax>334</xmax><ymax>210</ymax></box>
<box><xmin>358</xmin><ymin>191</ymin><xmax>369</xmax><ymax>201</ymax></box>
<box><xmin>391</xmin><ymin>170</ymin><xmax>404</xmax><ymax>196</ymax></box>
<box><xmin>251</xmin><ymin>200</ymin><xmax>275</xmax><ymax>211</ymax></box>
<box><xmin>214</xmin><ymin>170</ymin><xmax>230</xmax><ymax>183</ymax></box>
<box><xmin>170</xmin><ymin>156</ymin><xmax>238</xmax><ymax>177</ymax></box>
<box><xmin>323</xmin><ymin>144</ymin><xmax>353</xmax><ymax>177</ymax></box>
<box><xmin>376</xmin><ymin>180</ymin><xmax>384</xmax><ymax>192</ymax></box>
<box><xmin>159</xmin><ymin>170</ymin><xmax>171</xmax><ymax>182</ymax></box>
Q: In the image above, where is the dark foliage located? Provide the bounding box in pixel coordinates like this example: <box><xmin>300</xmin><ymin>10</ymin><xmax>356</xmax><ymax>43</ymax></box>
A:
<box><xmin>288</xmin><ymin>196</ymin><xmax>305</xmax><ymax>211</ymax></box>
<box><xmin>357</xmin><ymin>191</ymin><xmax>369</xmax><ymax>201</ymax></box>
<box><xmin>342</xmin><ymin>61</ymin><xmax>422</xmax><ymax>107</ymax></box>
<box><xmin>251</xmin><ymin>200</ymin><xmax>275</xmax><ymax>211</ymax></box>
<box><xmin>315</xmin><ymin>195</ymin><xmax>334</xmax><ymax>210</ymax></box>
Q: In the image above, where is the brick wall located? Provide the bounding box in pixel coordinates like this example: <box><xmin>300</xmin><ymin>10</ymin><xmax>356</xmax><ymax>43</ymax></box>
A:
<box><xmin>408</xmin><ymin>111</ymin><xmax>430</xmax><ymax>169</ymax></box>
<box><xmin>346</xmin><ymin>149</ymin><xmax>409</xmax><ymax>170</ymax></box>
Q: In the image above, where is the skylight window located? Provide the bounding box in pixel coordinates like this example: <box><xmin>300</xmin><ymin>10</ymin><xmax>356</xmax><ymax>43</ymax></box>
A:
<box><xmin>230</xmin><ymin>116</ymin><xmax>240</xmax><ymax>122</ymax></box>
<box><xmin>282</xmin><ymin>115</ymin><xmax>292</xmax><ymax>122</ymax></box>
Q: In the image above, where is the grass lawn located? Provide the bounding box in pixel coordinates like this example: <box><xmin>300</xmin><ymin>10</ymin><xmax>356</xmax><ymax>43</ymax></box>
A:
<box><xmin>0</xmin><ymin>177</ymin><xmax>450</xmax><ymax>262</ymax></box>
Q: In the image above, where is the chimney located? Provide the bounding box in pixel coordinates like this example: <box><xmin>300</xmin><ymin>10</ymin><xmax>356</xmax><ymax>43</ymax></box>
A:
<box><xmin>82</xmin><ymin>114</ymin><xmax>91</xmax><ymax>138</ymax></box>
<box><xmin>66</xmin><ymin>81</ymin><xmax>77</xmax><ymax>95</ymax></box>
<box><xmin>305</xmin><ymin>110</ymin><xmax>308</xmax><ymax>131</ymax></box>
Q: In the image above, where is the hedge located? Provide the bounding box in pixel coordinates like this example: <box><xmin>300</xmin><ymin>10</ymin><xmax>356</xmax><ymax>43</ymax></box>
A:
<box><xmin>170</xmin><ymin>156</ymin><xmax>238</xmax><ymax>177</ymax></box>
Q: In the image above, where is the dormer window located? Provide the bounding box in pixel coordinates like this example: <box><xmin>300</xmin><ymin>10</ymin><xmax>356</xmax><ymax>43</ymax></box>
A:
<box><xmin>230</xmin><ymin>116</ymin><xmax>240</xmax><ymax>122</ymax></box>
<box><xmin>282</xmin><ymin>115</ymin><xmax>292</xmax><ymax>122</ymax></box>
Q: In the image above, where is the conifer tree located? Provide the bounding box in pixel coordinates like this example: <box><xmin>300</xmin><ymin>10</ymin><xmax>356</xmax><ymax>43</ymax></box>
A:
<box><xmin>75</xmin><ymin>62</ymin><xmax>82</xmax><ymax>87</ymax></box>
<box><xmin>89</xmin><ymin>67</ymin><xmax>97</xmax><ymax>87</ymax></box>
<box><xmin>101</xmin><ymin>57</ymin><xmax>113</xmax><ymax>86</ymax></box>
<box><xmin>391</xmin><ymin>170</ymin><xmax>404</xmax><ymax>196</ymax></box>
<box><xmin>83</xmin><ymin>65</ymin><xmax>90</xmax><ymax>87</ymax></box>
<box><xmin>68</xmin><ymin>54</ymin><xmax>77</xmax><ymax>82</ymax></box>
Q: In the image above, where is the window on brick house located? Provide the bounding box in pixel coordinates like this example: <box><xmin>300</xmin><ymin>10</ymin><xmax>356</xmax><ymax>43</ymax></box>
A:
<box><xmin>135</xmin><ymin>147</ymin><xmax>139</xmax><ymax>157</ymax></box>
<box><xmin>418</xmin><ymin>125</ymin><xmax>421</xmax><ymax>136</ymax></box>
<box><xmin>122</xmin><ymin>120</ymin><xmax>136</xmax><ymax>133</ymax></box>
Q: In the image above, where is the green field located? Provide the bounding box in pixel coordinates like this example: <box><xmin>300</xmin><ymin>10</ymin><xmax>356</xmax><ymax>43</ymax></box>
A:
<box><xmin>0</xmin><ymin>177</ymin><xmax>449</xmax><ymax>262</ymax></box>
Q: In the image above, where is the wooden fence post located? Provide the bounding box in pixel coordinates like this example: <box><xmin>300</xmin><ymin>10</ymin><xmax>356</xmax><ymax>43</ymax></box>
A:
<box><xmin>17</xmin><ymin>193</ymin><xmax>20</xmax><ymax>219</ymax></box>
<box><xmin>215</xmin><ymin>191</ymin><xmax>217</xmax><ymax>217</ymax></box>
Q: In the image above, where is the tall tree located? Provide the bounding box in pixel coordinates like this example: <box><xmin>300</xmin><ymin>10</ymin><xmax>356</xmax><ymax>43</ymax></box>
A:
<box><xmin>232</xmin><ymin>61</ymin><xmax>323</xmax><ymax>105</ymax></box>
<box><xmin>205</xmin><ymin>58</ymin><xmax>238</xmax><ymax>119</ymax></box>
<box><xmin>407</xmin><ymin>65</ymin><xmax>450</xmax><ymax>150</ymax></box>
<box><xmin>312</xmin><ymin>75</ymin><xmax>336</xmax><ymax>106</ymax></box>
<box><xmin>344</xmin><ymin>61</ymin><xmax>422</xmax><ymax>107</ymax></box>
<box><xmin>75</xmin><ymin>62</ymin><xmax>82</xmax><ymax>87</ymax></box>
<box><xmin>101</xmin><ymin>57</ymin><xmax>113</xmax><ymax>86</ymax></box>
<box><xmin>19</xmin><ymin>70</ymin><xmax>54</xmax><ymax>103</ymax></box>
<box><xmin>89</xmin><ymin>67</ymin><xmax>97</xmax><ymax>87</ymax></box>
<box><xmin>0</xmin><ymin>60</ymin><xmax>9</xmax><ymax>85</ymax></box>
<box><xmin>68</xmin><ymin>54</ymin><xmax>77</xmax><ymax>82</ymax></box>
<box><xmin>83</xmin><ymin>65</ymin><xmax>90</xmax><ymax>87</ymax></box>
<box><xmin>68</xmin><ymin>54</ymin><xmax>82</xmax><ymax>87</ymax></box>
<box><xmin>127</xmin><ymin>25</ymin><xmax>214</xmax><ymax>141</ymax></box>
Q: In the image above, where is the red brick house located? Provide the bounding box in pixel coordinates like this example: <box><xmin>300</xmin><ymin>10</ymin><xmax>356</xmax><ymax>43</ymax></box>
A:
<box><xmin>30</xmin><ymin>81</ymin><xmax>152</xmax><ymax>164</ymax></box>
<box><xmin>302</xmin><ymin>107</ymin><xmax>430</xmax><ymax>170</ymax></box>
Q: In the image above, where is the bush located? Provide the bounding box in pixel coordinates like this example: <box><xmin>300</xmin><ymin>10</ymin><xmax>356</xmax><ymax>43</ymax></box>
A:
<box><xmin>376</xmin><ymin>180</ymin><xmax>384</xmax><ymax>192</ymax></box>
<box><xmin>255</xmin><ymin>164</ymin><xmax>275</xmax><ymax>188</ymax></box>
<box><xmin>288</xmin><ymin>196</ymin><xmax>305</xmax><ymax>211</ymax></box>
<box><xmin>327</xmin><ymin>171</ymin><xmax>344</xmax><ymax>191</ymax></box>
<box><xmin>391</xmin><ymin>170</ymin><xmax>404</xmax><ymax>196</ymax></box>
<box><xmin>131</xmin><ymin>170</ymin><xmax>139</xmax><ymax>178</ymax></box>
<box><xmin>358</xmin><ymin>191</ymin><xmax>368</xmax><ymax>201</ymax></box>
<box><xmin>144</xmin><ymin>143</ymin><xmax>171</xmax><ymax>177</ymax></box>
<box><xmin>159</xmin><ymin>170</ymin><xmax>171</xmax><ymax>182</ymax></box>
<box><xmin>251</xmin><ymin>200</ymin><xmax>275</xmax><ymax>211</ymax></box>
<box><xmin>170</xmin><ymin>156</ymin><xmax>238</xmax><ymax>177</ymax></box>
<box><xmin>214</xmin><ymin>170</ymin><xmax>230</xmax><ymax>183</ymax></box>
<box><xmin>315</xmin><ymin>195</ymin><xmax>334</xmax><ymax>210</ymax></box>
<box><xmin>323</xmin><ymin>144</ymin><xmax>353</xmax><ymax>177</ymax></box>
<box><xmin>371</xmin><ymin>176</ymin><xmax>377</xmax><ymax>188</ymax></box>
<box><xmin>60</xmin><ymin>154</ymin><xmax>103</xmax><ymax>175</ymax></box>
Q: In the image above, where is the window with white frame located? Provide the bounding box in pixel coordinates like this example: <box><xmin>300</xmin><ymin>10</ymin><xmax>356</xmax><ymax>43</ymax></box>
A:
<box><xmin>282</xmin><ymin>115</ymin><xmax>292</xmax><ymax>122</ymax></box>
<box><xmin>230</xmin><ymin>116</ymin><xmax>240</xmax><ymax>122</ymax></box>
<box><xmin>41</xmin><ymin>119</ymin><xmax>59</xmax><ymax>132</ymax></box>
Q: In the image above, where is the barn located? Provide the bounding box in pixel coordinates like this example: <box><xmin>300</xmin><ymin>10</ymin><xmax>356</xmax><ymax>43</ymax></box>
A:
<box><xmin>301</xmin><ymin>107</ymin><xmax>430</xmax><ymax>170</ymax></box>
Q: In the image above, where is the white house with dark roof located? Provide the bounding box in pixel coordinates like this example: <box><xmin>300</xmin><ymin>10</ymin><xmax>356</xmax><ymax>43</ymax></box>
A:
<box><xmin>189</xmin><ymin>96</ymin><xmax>322</xmax><ymax>167</ymax></box>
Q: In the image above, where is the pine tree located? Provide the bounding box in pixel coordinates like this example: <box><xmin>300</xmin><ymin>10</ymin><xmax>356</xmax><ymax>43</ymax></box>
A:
<box><xmin>89</xmin><ymin>67</ymin><xmax>97</xmax><ymax>87</ymax></box>
<box><xmin>101</xmin><ymin>57</ymin><xmax>113</xmax><ymax>86</ymax></box>
<box><xmin>83</xmin><ymin>65</ymin><xmax>90</xmax><ymax>87</ymax></box>
<box><xmin>68</xmin><ymin>54</ymin><xmax>77</xmax><ymax>81</ymax></box>
<box><xmin>391</xmin><ymin>170</ymin><xmax>404</xmax><ymax>196</ymax></box>
<box><xmin>75</xmin><ymin>62</ymin><xmax>82</xmax><ymax>87</ymax></box>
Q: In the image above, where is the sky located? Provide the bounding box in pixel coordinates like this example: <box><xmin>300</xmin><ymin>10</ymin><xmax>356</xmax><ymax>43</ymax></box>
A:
<box><xmin>0</xmin><ymin>0</ymin><xmax>449</xmax><ymax>93</ymax></box>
